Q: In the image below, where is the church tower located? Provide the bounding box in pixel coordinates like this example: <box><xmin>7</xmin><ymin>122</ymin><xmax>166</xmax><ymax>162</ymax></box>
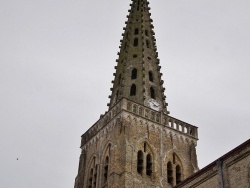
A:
<box><xmin>74</xmin><ymin>0</ymin><xmax>199</xmax><ymax>187</ymax></box>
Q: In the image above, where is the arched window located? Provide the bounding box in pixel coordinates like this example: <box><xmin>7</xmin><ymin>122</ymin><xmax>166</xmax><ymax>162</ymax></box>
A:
<box><xmin>167</xmin><ymin>162</ymin><xmax>173</xmax><ymax>185</ymax></box>
<box><xmin>131</xmin><ymin>68</ymin><xmax>137</xmax><ymax>79</ymax></box>
<box><xmin>137</xmin><ymin>0</ymin><xmax>140</xmax><ymax>11</ymax></box>
<box><xmin>104</xmin><ymin>156</ymin><xmax>109</xmax><ymax>183</ymax></box>
<box><xmin>146</xmin><ymin>40</ymin><xmax>150</xmax><ymax>48</ymax></box>
<box><xmin>137</xmin><ymin>150</ymin><xmax>143</xmax><ymax>174</ymax></box>
<box><xmin>130</xmin><ymin>84</ymin><xmax>136</xmax><ymax>96</ymax></box>
<box><xmin>150</xmin><ymin>87</ymin><xmax>155</xmax><ymax>99</ymax></box>
<box><xmin>149</xmin><ymin>71</ymin><xmax>153</xmax><ymax>82</ymax></box>
<box><xmin>134</xmin><ymin>38</ymin><xmax>138</xmax><ymax>47</ymax></box>
<box><xmin>145</xmin><ymin>30</ymin><xmax>149</xmax><ymax>36</ymax></box>
<box><xmin>176</xmin><ymin>165</ymin><xmax>181</xmax><ymax>185</ymax></box>
<box><xmin>134</xmin><ymin>28</ymin><xmax>139</xmax><ymax>35</ymax></box>
<box><xmin>93</xmin><ymin>165</ymin><xmax>98</xmax><ymax>187</ymax></box>
<box><xmin>88</xmin><ymin>157</ymin><xmax>97</xmax><ymax>188</ymax></box>
<box><xmin>146</xmin><ymin>154</ymin><xmax>152</xmax><ymax>176</ymax></box>
<box><xmin>88</xmin><ymin>168</ymin><xmax>93</xmax><ymax>188</ymax></box>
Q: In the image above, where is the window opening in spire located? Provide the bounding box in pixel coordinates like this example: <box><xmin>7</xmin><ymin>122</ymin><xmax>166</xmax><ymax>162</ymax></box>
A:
<box><xmin>131</xmin><ymin>68</ymin><xmax>137</xmax><ymax>79</ymax></box>
<box><xmin>130</xmin><ymin>84</ymin><xmax>136</xmax><ymax>96</ymax></box>
<box><xmin>134</xmin><ymin>28</ymin><xmax>139</xmax><ymax>35</ymax></box>
<box><xmin>149</xmin><ymin>71</ymin><xmax>153</xmax><ymax>82</ymax></box>
<box><xmin>133</xmin><ymin>54</ymin><xmax>138</xmax><ymax>58</ymax></box>
<box><xmin>167</xmin><ymin>162</ymin><xmax>173</xmax><ymax>186</ymax></box>
<box><xmin>176</xmin><ymin>165</ymin><xmax>181</xmax><ymax>185</ymax></box>
<box><xmin>104</xmin><ymin>156</ymin><xmax>109</xmax><ymax>183</ymax></box>
<box><xmin>134</xmin><ymin>38</ymin><xmax>138</xmax><ymax>47</ymax></box>
<box><xmin>145</xmin><ymin>30</ymin><xmax>149</xmax><ymax>36</ymax></box>
<box><xmin>144</xmin><ymin>142</ymin><xmax>146</xmax><ymax>152</ymax></box>
<box><xmin>137</xmin><ymin>0</ymin><xmax>141</xmax><ymax>11</ymax></box>
<box><xmin>137</xmin><ymin>150</ymin><xmax>143</xmax><ymax>174</ymax></box>
<box><xmin>146</xmin><ymin>154</ymin><xmax>152</xmax><ymax>176</ymax></box>
<box><xmin>150</xmin><ymin>87</ymin><xmax>155</xmax><ymax>99</ymax></box>
<box><xmin>146</xmin><ymin>40</ymin><xmax>150</xmax><ymax>48</ymax></box>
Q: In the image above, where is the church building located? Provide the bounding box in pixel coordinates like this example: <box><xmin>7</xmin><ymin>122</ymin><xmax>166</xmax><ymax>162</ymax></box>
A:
<box><xmin>74</xmin><ymin>0</ymin><xmax>198</xmax><ymax>187</ymax></box>
<box><xmin>74</xmin><ymin>0</ymin><xmax>249</xmax><ymax>188</ymax></box>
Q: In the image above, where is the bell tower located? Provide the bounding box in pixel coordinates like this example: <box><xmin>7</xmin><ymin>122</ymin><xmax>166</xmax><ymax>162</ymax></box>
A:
<box><xmin>74</xmin><ymin>0</ymin><xmax>199</xmax><ymax>188</ymax></box>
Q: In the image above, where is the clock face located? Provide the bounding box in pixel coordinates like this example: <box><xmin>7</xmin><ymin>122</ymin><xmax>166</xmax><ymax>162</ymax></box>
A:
<box><xmin>147</xmin><ymin>99</ymin><xmax>161</xmax><ymax>111</ymax></box>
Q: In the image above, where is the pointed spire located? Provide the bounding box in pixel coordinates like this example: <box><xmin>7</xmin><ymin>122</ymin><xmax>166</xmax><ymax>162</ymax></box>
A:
<box><xmin>108</xmin><ymin>0</ymin><xmax>168</xmax><ymax>114</ymax></box>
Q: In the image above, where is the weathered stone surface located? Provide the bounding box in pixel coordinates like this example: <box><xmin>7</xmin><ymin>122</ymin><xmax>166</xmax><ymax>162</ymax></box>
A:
<box><xmin>175</xmin><ymin>139</ymin><xmax>250</xmax><ymax>188</ymax></box>
<box><xmin>74</xmin><ymin>98</ymin><xmax>198</xmax><ymax>188</ymax></box>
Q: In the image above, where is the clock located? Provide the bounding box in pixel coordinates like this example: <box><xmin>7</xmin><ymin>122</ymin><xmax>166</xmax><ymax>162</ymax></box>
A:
<box><xmin>147</xmin><ymin>99</ymin><xmax>161</xmax><ymax>111</ymax></box>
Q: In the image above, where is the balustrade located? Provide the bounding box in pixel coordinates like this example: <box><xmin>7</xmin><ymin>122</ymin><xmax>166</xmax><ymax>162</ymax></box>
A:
<box><xmin>81</xmin><ymin>98</ymin><xmax>198</xmax><ymax>147</ymax></box>
<box><xmin>123</xmin><ymin>98</ymin><xmax>198</xmax><ymax>139</ymax></box>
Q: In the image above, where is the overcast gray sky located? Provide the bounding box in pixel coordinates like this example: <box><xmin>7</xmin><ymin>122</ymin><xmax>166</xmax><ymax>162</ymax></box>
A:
<box><xmin>0</xmin><ymin>0</ymin><xmax>249</xmax><ymax>187</ymax></box>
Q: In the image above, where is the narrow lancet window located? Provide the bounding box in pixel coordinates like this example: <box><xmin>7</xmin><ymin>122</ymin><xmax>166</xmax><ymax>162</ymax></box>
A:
<box><xmin>104</xmin><ymin>156</ymin><xmax>109</xmax><ymax>183</ymax></box>
<box><xmin>150</xmin><ymin>87</ymin><xmax>155</xmax><ymax>99</ymax></box>
<box><xmin>137</xmin><ymin>150</ymin><xmax>143</xmax><ymax>174</ymax></box>
<box><xmin>130</xmin><ymin>84</ymin><xmax>136</xmax><ymax>96</ymax></box>
<box><xmin>134</xmin><ymin>28</ymin><xmax>139</xmax><ymax>35</ymax></box>
<box><xmin>131</xmin><ymin>68</ymin><xmax>137</xmax><ymax>79</ymax></box>
<box><xmin>93</xmin><ymin>165</ymin><xmax>98</xmax><ymax>187</ymax></box>
<box><xmin>167</xmin><ymin>162</ymin><xmax>173</xmax><ymax>186</ymax></box>
<box><xmin>134</xmin><ymin>38</ymin><xmax>138</xmax><ymax>46</ymax></box>
<box><xmin>137</xmin><ymin>0</ymin><xmax>140</xmax><ymax>11</ymax></box>
<box><xmin>146</xmin><ymin>40</ymin><xmax>150</xmax><ymax>48</ymax></box>
<box><xmin>149</xmin><ymin>71</ymin><xmax>153</xmax><ymax>82</ymax></box>
<box><xmin>88</xmin><ymin>168</ymin><xmax>93</xmax><ymax>188</ymax></box>
<box><xmin>176</xmin><ymin>165</ymin><xmax>181</xmax><ymax>185</ymax></box>
<box><xmin>146</xmin><ymin>154</ymin><xmax>152</xmax><ymax>176</ymax></box>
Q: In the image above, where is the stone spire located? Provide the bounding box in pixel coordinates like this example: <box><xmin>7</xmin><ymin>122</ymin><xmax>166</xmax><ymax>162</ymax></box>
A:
<box><xmin>108</xmin><ymin>0</ymin><xmax>168</xmax><ymax>114</ymax></box>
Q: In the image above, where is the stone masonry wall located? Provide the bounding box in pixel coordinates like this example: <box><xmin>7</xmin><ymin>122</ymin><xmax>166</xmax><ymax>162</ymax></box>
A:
<box><xmin>175</xmin><ymin>139</ymin><xmax>250</xmax><ymax>188</ymax></box>
<box><xmin>74</xmin><ymin>98</ymin><xmax>199</xmax><ymax>188</ymax></box>
<box><xmin>122</xmin><ymin>112</ymin><xmax>198</xmax><ymax>188</ymax></box>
